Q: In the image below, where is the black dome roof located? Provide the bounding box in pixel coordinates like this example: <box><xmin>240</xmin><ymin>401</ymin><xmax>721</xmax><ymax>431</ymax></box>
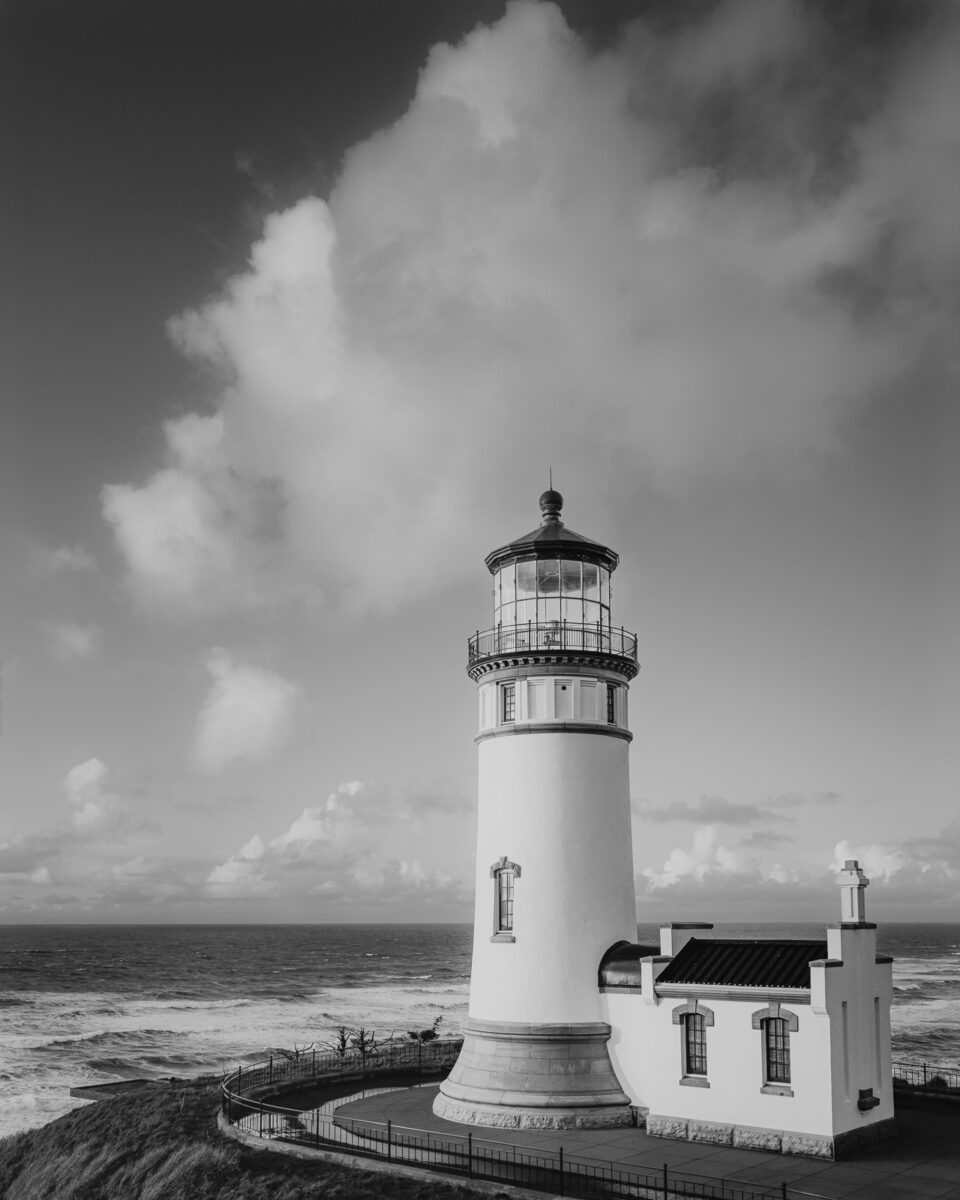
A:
<box><xmin>484</xmin><ymin>492</ymin><xmax>619</xmax><ymax>574</ymax></box>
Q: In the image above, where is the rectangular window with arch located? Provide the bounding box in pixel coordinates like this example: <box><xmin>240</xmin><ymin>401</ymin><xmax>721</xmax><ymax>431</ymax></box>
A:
<box><xmin>685</xmin><ymin>1013</ymin><xmax>707</xmax><ymax>1076</ymax></box>
<box><xmin>765</xmin><ymin>1018</ymin><xmax>790</xmax><ymax>1082</ymax></box>
<box><xmin>489</xmin><ymin>857</ymin><xmax>520</xmax><ymax>942</ymax></box>
<box><xmin>672</xmin><ymin>1001</ymin><xmax>713</xmax><ymax>1087</ymax></box>
<box><xmin>501</xmin><ymin>683</ymin><xmax>515</xmax><ymax>723</ymax></box>
<box><xmin>752</xmin><ymin>1004</ymin><xmax>797</xmax><ymax>1095</ymax></box>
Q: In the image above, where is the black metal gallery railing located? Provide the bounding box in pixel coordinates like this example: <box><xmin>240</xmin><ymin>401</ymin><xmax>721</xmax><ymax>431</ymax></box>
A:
<box><xmin>468</xmin><ymin>621</ymin><xmax>638</xmax><ymax>664</ymax></box>
<box><xmin>221</xmin><ymin>1041</ymin><xmax>793</xmax><ymax>1200</ymax></box>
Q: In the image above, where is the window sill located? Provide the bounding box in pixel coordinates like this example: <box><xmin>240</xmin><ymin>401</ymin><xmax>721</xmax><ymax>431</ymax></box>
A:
<box><xmin>490</xmin><ymin>933</ymin><xmax>516</xmax><ymax>943</ymax></box>
<box><xmin>679</xmin><ymin>1076</ymin><xmax>710</xmax><ymax>1089</ymax></box>
<box><xmin>761</xmin><ymin>1083</ymin><xmax>794</xmax><ymax>1097</ymax></box>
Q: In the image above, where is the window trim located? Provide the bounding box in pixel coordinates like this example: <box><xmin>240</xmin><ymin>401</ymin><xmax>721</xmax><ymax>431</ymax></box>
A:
<box><xmin>501</xmin><ymin>682</ymin><xmax>516</xmax><ymax>724</ymax></box>
<box><xmin>752</xmin><ymin>1003</ymin><xmax>798</xmax><ymax>1096</ymax></box>
<box><xmin>672</xmin><ymin>1000</ymin><xmax>714</xmax><ymax>1088</ymax></box>
<box><xmin>489</xmin><ymin>856</ymin><xmax>521</xmax><ymax>942</ymax></box>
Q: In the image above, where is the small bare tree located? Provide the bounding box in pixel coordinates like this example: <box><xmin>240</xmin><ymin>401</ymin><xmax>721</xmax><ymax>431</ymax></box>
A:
<box><xmin>324</xmin><ymin>1026</ymin><xmax>352</xmax><ymax>1059</ymax></box>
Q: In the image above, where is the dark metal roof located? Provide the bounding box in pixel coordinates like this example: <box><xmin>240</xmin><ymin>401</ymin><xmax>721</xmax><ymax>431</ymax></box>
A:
<box><xmin>656</xmin><ymin>939</ymin><xmax>829</xmax><ymax>989</ymax></box>
<box><xmin>485</xmin><ymin>492</ymin><xmax>619</xmax><ymax>574</ymax></box>
<box><xmin>597</xmin><ymin>941</ymin><xmax>662</xmax><ymax>988</ymax></box>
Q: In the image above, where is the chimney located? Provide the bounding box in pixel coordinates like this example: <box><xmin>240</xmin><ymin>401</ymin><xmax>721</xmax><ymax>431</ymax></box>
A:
<box><xmin>837</xmin><ymin>859</ymin><xmax>869</xmax><ymax>924</ymax></box>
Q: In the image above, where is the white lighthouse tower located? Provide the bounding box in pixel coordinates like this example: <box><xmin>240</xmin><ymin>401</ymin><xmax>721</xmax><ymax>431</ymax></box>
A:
<box><xmin>435</xmin><ymin>490</ymin><xmax>639</xmax><ymax>1129</ymax></box>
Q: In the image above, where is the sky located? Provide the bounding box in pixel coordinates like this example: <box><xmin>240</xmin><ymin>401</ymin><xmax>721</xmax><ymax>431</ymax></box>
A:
<box><xmin>1</xmin><ymin>0</ymin><xmax>957</xmax><ymax>925</ymax></box>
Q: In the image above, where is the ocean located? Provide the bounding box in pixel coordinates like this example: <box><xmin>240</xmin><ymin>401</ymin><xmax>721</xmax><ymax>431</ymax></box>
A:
<box><xmin>1</xmin><ymin>922</ymin><xmax>958</xmax><ymax>1139</ymax></box>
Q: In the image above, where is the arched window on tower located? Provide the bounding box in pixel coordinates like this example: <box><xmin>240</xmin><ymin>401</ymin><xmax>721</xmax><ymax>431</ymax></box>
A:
<box><xmin>490</xmin><ymin>857</ymin><xmax>521</xmax><ymax>942</ymax></box>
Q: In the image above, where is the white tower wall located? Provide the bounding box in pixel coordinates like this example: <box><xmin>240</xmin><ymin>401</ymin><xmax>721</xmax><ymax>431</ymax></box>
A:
<box><xmin>470</xmin><ymin>731</ymin><xmax>636</xmax><ymax>1024</ymax></box>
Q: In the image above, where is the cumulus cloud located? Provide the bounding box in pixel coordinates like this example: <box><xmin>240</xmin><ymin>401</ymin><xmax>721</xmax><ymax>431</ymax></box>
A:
<box><xmin>831</xmin><ymin>839</ymin><xmax>907</xmax><ymax>883</ymax></box>
<box><xmin>63</xmin><ymin>758</ymin><xmax>122</xmax><ymax>831</ymax></box>
<box><xmin>1</xmin><ymin>759</ymin><xmax>158</xmax><ymax>913</ymax></box>
<box><xmin>194</xmin><ymin>648</ymin><xmax>302</xmax><ymax>773</ymax></box>
<box><xmin>206</xmin><ymin>781</ymin><xmax>372</xmax><ymax>897</ymax></box>
<box><xmin>102</xmin><ymin>0</ymin><xmax>960</xmax><ymax>613</ymax></box>
<box><xmin>41</xmin><ymin>621</ymin><xmax>102</xmax><ymax>662</ymax></box>
<box><xmin>644</xmin><ymin>825</ymin><xmax>752</xmax><ymax>889</ymax></box>
<box><xmin>637</xmin><ymin>820</ymin><xmax>960</xmax><ymax>915</ymax></box>
<box><xmin>206</xmin><ymin>779</ymin><xmax>473</xmax><ymax>908</ymax></box>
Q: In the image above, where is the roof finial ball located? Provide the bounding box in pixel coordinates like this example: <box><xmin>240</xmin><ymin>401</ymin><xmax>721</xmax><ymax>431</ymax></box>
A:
<box><xmin>539</xmin><ymin>488</ymin><xmax>564</xmax><ymax>526</ymax></box>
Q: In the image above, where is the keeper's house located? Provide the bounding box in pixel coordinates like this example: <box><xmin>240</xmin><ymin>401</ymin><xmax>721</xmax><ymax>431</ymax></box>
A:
<box><xmin>601</xmin><ymin>861</ymin><xmax>894</xmax><ymax>1158</ymax></box>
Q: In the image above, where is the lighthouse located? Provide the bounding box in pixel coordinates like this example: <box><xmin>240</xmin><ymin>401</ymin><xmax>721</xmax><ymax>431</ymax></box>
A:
<box><xmin>435</xmin><ymin>490</ymin><xmax>639</xmax><ymax>1129</ymax></box>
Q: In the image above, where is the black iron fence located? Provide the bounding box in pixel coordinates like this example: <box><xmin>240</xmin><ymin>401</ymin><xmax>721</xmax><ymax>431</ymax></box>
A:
<box><xmin>222</xmin><ymin>1036</ymin><xmax>462</xmax><ymax>1098</ymax></box>
<box><xmin>222</xmin><ymin>1047</ymin><xmax>960</xmax><ymax>1198</ymax></box>
<box><xmin>468</xmin><ymin>621</ymin><xmax>638</xmax><ymax>664</ymax></box>
<box><xmin>221</xmin><ymin>1041</ymin><xmax>790</xmax><ymax>1200</ymax></box>
<box><xmin>893</xmin><ymin>1060</ymin><xmax>960</xmax><ymax>1093</ymax></box>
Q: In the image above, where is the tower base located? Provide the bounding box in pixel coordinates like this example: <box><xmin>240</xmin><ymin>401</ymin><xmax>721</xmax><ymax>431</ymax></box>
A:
<box><xmin>433</xmin><ymin>1018</ymin><xmax>634</xmax><ymax>1130</ymax></box>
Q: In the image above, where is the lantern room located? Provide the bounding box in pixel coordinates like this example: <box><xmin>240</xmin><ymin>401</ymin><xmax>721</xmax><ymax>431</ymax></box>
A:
<box><xmin>470</xmin><ymin>489</ymin><xmax>637</xmax><ymax>670</ymax></box>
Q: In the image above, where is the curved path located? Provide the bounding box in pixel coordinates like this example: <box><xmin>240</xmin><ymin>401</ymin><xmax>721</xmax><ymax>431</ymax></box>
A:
<box><xmin>335</xmin><ymin>1085</ymin><xmax>960</xmax><ymax>1200</ymax></box>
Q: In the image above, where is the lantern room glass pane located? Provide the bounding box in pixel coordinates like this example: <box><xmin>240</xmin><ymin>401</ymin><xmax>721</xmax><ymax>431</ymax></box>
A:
<box><xmin>599</xmin><ymin>568</ymin><xmax>610</xmax><ymax>609</ymax></box>
<box><xmin>537</xmin><ymin>560</ymin><xmax>560</xmax><ymax>595</ymax></box>
<box><xmin>561</xmin><ymin>560</ymin><xmax>581</xmax><ymax>595</ymax></box>
<box><xmin>517</xmin><ymin>560</ymin><xmax>537</xmax><ymax>598</ymax></box>
<box><xmin>562</xmin><ymin>597</ymin><xmax>585</xmax><ymax>624</ymax></box>
<box><xmin>499</xmin><ymin>566</ymin><xmax>516</xmax><ymax>605</ymax></box>
<box><xmin>582</xmin><ymin>599</ymin><xmax>601</xmax><ymax>626</ymax></box>
<box><xmin>516</xmin><ymin>599</ymin><xmax>536</xmax><ymax>623</ymax></box>
<box><xmin>499</xmin><ymin>602</ymin><xmax>516</xmax><ymax>626</ymax></box>
<box><xmin>583</xmin><ymin>563</ymin><xmax>599</xmax><ymax>600</ymax></box>
<box><xmin>539</xmin><ymin>596</ymin><xmax>561</xmax><ymax>624</ymax></box>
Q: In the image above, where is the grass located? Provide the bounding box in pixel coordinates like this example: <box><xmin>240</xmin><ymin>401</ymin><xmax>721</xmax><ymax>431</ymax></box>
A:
<box><xmin>0</xmin><ymin>1078</ymin><xmax>486</xmax><ymax>1200</ymax></box>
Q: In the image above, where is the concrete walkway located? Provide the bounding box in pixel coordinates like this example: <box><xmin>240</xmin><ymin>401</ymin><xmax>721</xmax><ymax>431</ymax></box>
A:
<box><xmin>335</xmin><ymin>1084</ymin><xmax>960</xmax><ymax>1199</ymax></box>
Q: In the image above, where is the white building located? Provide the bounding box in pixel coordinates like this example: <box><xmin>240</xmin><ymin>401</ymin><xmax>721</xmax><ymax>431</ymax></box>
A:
<box><xmin>435</xmin><ymin>492</ymin><xmax>896</xmax><ymax>1159</ymax></box>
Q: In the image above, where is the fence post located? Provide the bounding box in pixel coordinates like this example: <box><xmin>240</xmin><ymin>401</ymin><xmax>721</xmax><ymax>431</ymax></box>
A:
<box><xmin>663</xmin><ymin>1162</ymin><xmax>668</xmax><ymax>1197</ymax></box>
<box><xmin>782</xmin><ymin>1182</ymin><xmax>788</xmax><ymax>1199</ymax></box>
<box><xmin>259</xmin><ymin>1099</ymin><xmax>264</xmax><ymax>1138</ymax></box>
<box><xmin>923</xmin><ymin>1062</ymin><xmax>928</xmax><ymax>1088</ymax></box>
<box><xmin>387</xmin><ymin>1119</ymin><xmax>392</xmax><ymax>1161</ymax></box>
<box><xmin>269</xmin><ymin>1055</ymin><xmax>273</xmax><ymax>1083</ymax></box>
<box><xmin>312</xmin><ymin>1046</ymin><xmax>316</xmax><ymax>1076</ymax></box>
<box><xmin>558</xmin><ymin>1146</ymin><xmax>564</xmax><ymax>1198</ymax></box>
<box><xmin>315</xmin><ymin>1108</ymin><xmax>320</xmax><ymax>1149</ymax></box>
<box><xmin>237</xmin><ymin>1064</ymin><xmax>242</xmax><ymax>1092</ymax></box>
<box><xmin>468</xmin><ymin>1131</ymin><xmax>473</xmax><ymax>1178</ymax></box>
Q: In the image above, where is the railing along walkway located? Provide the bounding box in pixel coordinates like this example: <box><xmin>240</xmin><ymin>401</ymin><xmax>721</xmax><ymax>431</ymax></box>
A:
<box><xmin>222</xmin><ymin>1046</ymin><xmax>960</xmax><ymax>1200</ymax></box>
<box><xmin>223</xmin><ymin>1041</ymin><xmax>784</xmax><ymax>1199</ymax></box>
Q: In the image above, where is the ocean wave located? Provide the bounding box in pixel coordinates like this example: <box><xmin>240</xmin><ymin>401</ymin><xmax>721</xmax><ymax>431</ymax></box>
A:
<box><xmin>33</xmin><ymin>1028</ymin><xmax>182</xmax><ymax>1052</ymax></box>
<box><xmin>164</xmin><ymin>999</ymin><xmax>255</xmax><ymax>1012</ymax></box>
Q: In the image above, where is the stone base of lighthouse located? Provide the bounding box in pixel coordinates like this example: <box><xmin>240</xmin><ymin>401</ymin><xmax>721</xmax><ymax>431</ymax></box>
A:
<box><xmin>433</xmin><ymin>1019</ymin><xmax>634</xmax><ymax>1129</ymax></box>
